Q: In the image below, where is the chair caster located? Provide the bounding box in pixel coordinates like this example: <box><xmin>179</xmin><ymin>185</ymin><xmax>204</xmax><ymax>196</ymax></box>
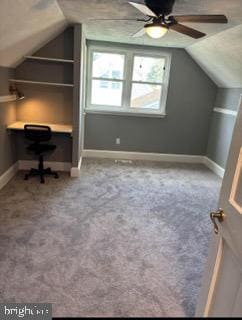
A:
<box><xmin>54</xmin><ymin>173</ymin><xmax>59</xmax><ymax>179</ymax></box>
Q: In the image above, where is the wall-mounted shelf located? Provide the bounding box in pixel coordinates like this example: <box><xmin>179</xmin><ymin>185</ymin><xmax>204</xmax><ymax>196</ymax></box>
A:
<box><xmin>9</xmin><ymin>79</ymin><xmax>74</xmax><ymax>88</ymax></box>
<box><xmin>0</xmin><ymin>95</ymin><xmax>17</xmax><ymax>103</ymax></box>
<box><xmin>24</xmin><ymin>55</ymin><xmax>74</xmax><ymax>64</ymax></box>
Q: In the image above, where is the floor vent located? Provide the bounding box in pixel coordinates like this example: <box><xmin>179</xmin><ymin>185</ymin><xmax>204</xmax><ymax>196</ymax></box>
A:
<box><xmin>115</xmin><ymin>159</ymin><xmax>133</xmax><ymax>164</ymax></box>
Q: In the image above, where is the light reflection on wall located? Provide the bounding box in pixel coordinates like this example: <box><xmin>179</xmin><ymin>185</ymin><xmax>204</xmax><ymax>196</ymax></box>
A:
<box><xmin>15</xmin><ymin>85</ymin><xmax>73</xmax><ymax>125</ymax></box>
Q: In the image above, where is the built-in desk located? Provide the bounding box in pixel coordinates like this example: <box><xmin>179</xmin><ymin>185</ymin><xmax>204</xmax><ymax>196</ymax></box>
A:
<box><xmin>7</xmin><ymin>121</ymin><xmax>72</xmax><ymax>134</ymax></box>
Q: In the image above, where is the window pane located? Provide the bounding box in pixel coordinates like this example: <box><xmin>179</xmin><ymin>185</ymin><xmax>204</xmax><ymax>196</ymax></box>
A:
<box><xmin>130</xmin><ymin>83</ymin><xmax>162</xmax><ymax>110</ymax></box>
<box><xmin>132</xmin><ymin>56</ymin><xmax>165</xmax><ymax>83</ymax></box>
<box><xmin>91</xmin><ymin>80</ymin><xmax>123</xmax><ymax>106</ymax></box>
<box><xmin>92</xmin><ymin>52</ymin><xmax>125</xmax><ymax>79</ymax></box>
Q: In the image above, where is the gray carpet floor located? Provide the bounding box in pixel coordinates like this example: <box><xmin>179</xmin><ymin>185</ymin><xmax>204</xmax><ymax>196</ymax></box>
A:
<box><xmin>0</xmin><ymin>158</ymin><xmax>221</xmax><ymax>317</ymax></box>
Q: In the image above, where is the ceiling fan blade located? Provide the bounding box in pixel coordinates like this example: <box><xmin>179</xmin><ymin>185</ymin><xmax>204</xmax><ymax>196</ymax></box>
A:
<box><xmin>129</xmin><ymin>1</ymin><xmax>157</xmax><ymax>17</ymax></box>
<box><xmin>169</xmin><ymin>23</ymin><xmax>206</xmax><ymax>39</ymax></box>
<box><xmin>89</xmin><ymin>18</ymin><xmax>140</xmax><ymax>21</ymax></box>
<box><xmin>132</xmin><ymin>27</ymin><xmax>146</xmax><ymax>37</ymax></box>
<box><xmin>171</xmin><ymin>14</ymin><xmax>228</xmax><ymax>23</ymax></box>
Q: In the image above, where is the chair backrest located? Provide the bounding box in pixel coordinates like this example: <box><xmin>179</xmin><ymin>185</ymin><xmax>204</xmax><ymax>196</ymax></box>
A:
<box><xmin>24</xmin><ymin>124</ymin><xmax>52</xmax><ymax>143</ymax></box>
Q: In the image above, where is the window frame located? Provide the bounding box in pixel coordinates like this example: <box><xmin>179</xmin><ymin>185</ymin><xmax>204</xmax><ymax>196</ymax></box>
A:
<box><xmin>86</xmin><ymin>44</ymin><xmax>172</xmax><ymax>117</ymax></box>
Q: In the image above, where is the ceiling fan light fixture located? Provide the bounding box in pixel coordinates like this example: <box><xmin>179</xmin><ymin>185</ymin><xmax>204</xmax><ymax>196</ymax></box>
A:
<box><xmin>145</xmin><ymin>24</ymin><xmax>168</xmax><ymax>39</ymax></box>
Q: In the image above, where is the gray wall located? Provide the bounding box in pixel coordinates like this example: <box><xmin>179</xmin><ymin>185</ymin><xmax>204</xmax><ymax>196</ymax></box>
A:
<box><xmin>215</xmin><ymin>88</ymin><xmax>242</xmax><ymax>111</ymax></box>
<box><xmin>207</xmin><ymin>88</ymin><xmax>242</xmax><ymax>168</ymax></box>
<box><xmin>0</xmin><ymin>66</ymin><xmax>17</xmax><ymax>175</ymax></box>
<box><xmin>16</xmin><ymin>132</ymin><xmax>72</xmax><ymax>162</ymax></box>
<box><xmin>84</xmin><ymin>43</ymin><xmax>217</xmax><ymax>155</ymax></box>
<box><xmin>16</xmin><ymin>60</ymin><xmax>73</xmax><ymax>84</ymax></box>
<box><xmin>34</xmin><ymin>27</ymin><xmax>74</xmax><ymax>60</ymax></box>
<box><xmin>15</xmin><ymin>27</ymin><xmax>74</xmax><ymax>163</ymax></box>
<box><xmin>16</xmin><ymin>84</ymin><xmax>73</xmax><ymax>124</ymax></box>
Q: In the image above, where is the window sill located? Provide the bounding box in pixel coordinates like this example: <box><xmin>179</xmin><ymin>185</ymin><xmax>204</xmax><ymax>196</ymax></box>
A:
<box><xmin>84</xmin><ymin>108</ymin><xmax>167</xmax><ymax>118</ymax></box>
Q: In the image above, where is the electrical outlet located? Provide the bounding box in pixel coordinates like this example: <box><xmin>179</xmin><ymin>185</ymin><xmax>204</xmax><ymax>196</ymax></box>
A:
<box><xmin>116</xmin><ymin>138</ymin><xmax>120</xmax><ymax>145</ymax></box>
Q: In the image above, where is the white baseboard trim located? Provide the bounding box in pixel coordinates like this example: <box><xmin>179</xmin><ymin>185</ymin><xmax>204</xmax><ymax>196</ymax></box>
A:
<box><xmin>0</xmin><ymin>162</ymin><xmax>18</xmax><ymax>190</ymax></box>
<box><xmin>82</xmin><ymin>149</ymin><xmax>204</xmax><ymax>164</ymax></box>
<box><xmin>18</xmin><ymin>160</ymin><xmax>71</xmax><ymax>172</ymax></box>
<box><xmin>203</xmin><ymin>157</ymin><xmax>225</xmax><ymax>178</ymax></box>
<box><xmin>0</xmin><ymin>154</ymin><xmax>224</xmax><ymax>191</ymax></box>
<box><xmin>83</xmin><ymin>149</ymin><xmax>225</xmax><ymax>178</ymax></box>
<box><xmin>71</xmin><ymin>157</ymin><xmax>82</xmax><ymax>177</ymax></box>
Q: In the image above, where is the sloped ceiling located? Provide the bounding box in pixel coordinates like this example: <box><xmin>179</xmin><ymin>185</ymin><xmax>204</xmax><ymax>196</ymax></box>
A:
<box><xmin>0</xmin><ymin>0</ymin><xmax>67</xmax><ymax>67</ymax></box>
<box><xmin>187</xmin><ymin>25</ymin><xmax>242</xmax><ymax>88</ymax></box>
<box><xmin>0</xmin><ymin>0</ymin><xmax>242</xmax><ymax>87</ymax></box>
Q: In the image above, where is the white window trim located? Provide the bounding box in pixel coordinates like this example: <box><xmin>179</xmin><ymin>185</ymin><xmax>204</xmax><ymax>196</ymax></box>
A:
<box><xmin>86</xmin><ymin>44</ymin><xmax>172</xmax><ymax>117</ymax></box>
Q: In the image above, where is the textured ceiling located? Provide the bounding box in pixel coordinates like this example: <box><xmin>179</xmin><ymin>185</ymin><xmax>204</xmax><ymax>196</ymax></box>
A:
<box><xmin>0</xmin><ymin>0</ymin><xmax>242</xmax><ymax>87</ymax></box>
<box><xmin>187</xmin><ymin>24</ymin><xmax>242</xmax><ymax>88</ymax></box>
<box><xmin>57</xmin><ymin>0</ymin><xmax>242</xmax><ymax>48</ymax></box>
<box><xmin>0</xmin><ymin>0</ymin><xmax>67</xmax><ymax>67</ymax></box>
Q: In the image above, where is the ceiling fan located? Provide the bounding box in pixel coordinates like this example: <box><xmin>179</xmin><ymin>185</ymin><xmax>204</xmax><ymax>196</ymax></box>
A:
<box><xmin>95</xmin><ymin>0</ymin><xmax>228</xmax><ymax>39</ymax></box>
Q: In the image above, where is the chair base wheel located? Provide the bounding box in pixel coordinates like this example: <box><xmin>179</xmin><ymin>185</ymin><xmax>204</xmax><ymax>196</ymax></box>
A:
<box><xmin>24</xmin><ymin>167</ymin><xmax>59</xmax><ymax>183</ymax></box>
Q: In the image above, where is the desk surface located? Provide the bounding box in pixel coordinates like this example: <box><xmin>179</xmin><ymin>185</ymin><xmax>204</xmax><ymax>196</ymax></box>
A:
<box><xmin>7</xmin><ymin>121</ymin><xmax>72</xmax><ymax>134</ymax></box>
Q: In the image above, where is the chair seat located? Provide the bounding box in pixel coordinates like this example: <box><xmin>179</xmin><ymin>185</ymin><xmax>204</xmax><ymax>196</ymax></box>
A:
<box><xmin>27</xmin><ymin>143</ymin><xmax>56</xmax><ymax>154</ymax></box>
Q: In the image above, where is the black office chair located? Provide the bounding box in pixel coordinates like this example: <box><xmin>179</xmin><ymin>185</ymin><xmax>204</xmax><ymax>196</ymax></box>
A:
<box><xmin>24</xmin><ymin>124</ymin><xmax>59</xmax><ymax>183</ymax></box>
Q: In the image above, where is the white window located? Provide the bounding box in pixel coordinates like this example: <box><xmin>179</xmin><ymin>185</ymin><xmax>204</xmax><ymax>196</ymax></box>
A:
<box><xmin>90</xmin><ymin>52</ymin><xmax>125</xmax><ymax>107</ymax></box>
<box><xmin>86</xmin><ymin>44</ymin><xmax>171</xmax><ymax>117</ymax></box>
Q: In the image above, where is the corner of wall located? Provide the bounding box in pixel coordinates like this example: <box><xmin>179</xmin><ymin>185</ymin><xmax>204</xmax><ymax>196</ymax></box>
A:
<box><xmin>0</xmin><ymin>66</ymin><xmax>18</xmax><ymax>177</ymax></box>
<box><xmin>205</xmin><ymin>89</ymin><xmax>241</xmax><ymax>172</ymax></box>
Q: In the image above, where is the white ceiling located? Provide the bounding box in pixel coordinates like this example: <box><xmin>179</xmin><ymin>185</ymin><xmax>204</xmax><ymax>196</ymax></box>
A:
<box><xmin>187</xmin><ymin>24</ymin><xmax>242</xmax><ymax>88</ymax></box>
<box><xmin>0</xmin><ymin>0</ymin><xmax>242</xmax><ymax>87</ymax></box>
<box><xmin>0</xmin><ymin>0</ymin><xmax>67</xmax><ymax>67</ymax></box>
